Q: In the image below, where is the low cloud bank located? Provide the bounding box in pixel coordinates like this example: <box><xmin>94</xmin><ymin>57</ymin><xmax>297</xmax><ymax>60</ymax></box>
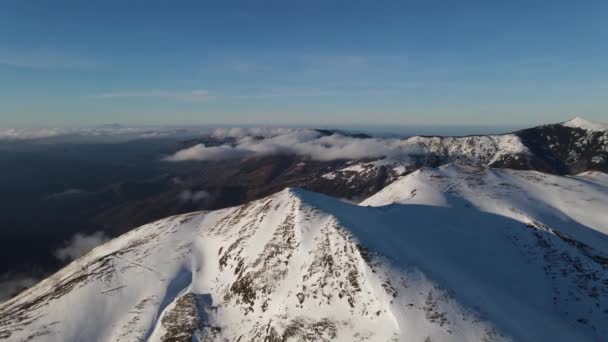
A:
<box><xmin>166</xmin><ymin>128</ymin><xmax>422</xmax><ymax>162</ymax></box>
<box><xmin>54</xmin><ymin>232</ymin><xmax>111</xmax><ymax>262</ymax></box>
<box><xmin>210</xmin><ymin>127</ymin><xmax>304</xmax><ymax>139</ymax></box>
<box><xmin>0</xmin><ymin>128</ymin><xmax>65</xmax><ymax>140</ymax></box>
<box><xmin>0</xmin><ymin>125</ymin><xmax>209</xmax><ymax>142</ymax></box>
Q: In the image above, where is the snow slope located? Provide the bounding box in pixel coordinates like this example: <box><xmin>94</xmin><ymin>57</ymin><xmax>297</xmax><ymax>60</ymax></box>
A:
<box><xmin>577</xmin><ymin>170</ymin><xmax>608</xmax><ymax>185</ymax></box>
<box><xmin>562</xmin><ymin>117</ymin><xmax>608</xmax><ymax>132</ymax></box>
<box><xmin>362</xmin><ymin>164</ymin><xmax>608</xmax><ymax>252</ymax></box>
<box><xmin>1</xmin><ymin>185</ymin><xmax>606</xmax><ymax>341</ymax></box>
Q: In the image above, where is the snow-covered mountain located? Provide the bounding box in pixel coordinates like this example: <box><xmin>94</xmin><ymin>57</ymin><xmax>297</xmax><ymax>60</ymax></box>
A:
<box><xmin>1</xmin><ymin>118</ymin><xmax>606</xmax><ymax>341</ymax></box>
<box><xmin>363</xmin><ymin>164</ymin><xmax>608</xmax><ymax>250</ymax></box>
<box><xmin>400</xmin><ymin>133</ymin><xmax>530</xmax><ymax>169</ymax></box>
<box><xmin>562</xmin><ymin>117</ymin><xmax>608</xmax><ymax>132</ymax></box>
<box><xmin>515</xmin><ymin>117</ymin><xmax>608</xmax><ymax>174</ymax></box>
<box><xmin>401</xmin><ymin>117</ymin><xmax>607</xmax><ymax>174</ymax></box>
<box><xmin>317</xmin><ymin>117</ymin><xmax>607</xmax><ymax>190</ymax></box>
<box><xmin>2</xmin><ymin>167</ymin><xmax>607</xmax><ymax>341</ymax></box>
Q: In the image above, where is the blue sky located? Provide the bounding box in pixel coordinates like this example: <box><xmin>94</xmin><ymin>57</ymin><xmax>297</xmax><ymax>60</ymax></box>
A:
<box><xmin>1</xmin><ymin>0</ymin><xmax>607</xmax><ymax>127</ymax></box>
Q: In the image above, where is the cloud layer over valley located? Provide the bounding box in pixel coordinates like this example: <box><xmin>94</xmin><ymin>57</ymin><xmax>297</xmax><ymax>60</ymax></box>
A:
<box><xmin>0</xmin><ymin>125</ymin><xmax>209</xmax><ymax>142</ymax></box>
<box><xmin>165</xmin><ymin>128</ymin><xmax>424</xmax><ymax>162</ymax></box>
<box><xmin>164</xmin><ymin>127</ymin><xmax>529</xmax><ymax>164</ymax></box>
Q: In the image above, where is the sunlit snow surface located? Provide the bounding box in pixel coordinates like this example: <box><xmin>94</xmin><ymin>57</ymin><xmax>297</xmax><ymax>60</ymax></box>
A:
<box><xmin>1</xmin><ymin>167</ymin><xmax>607</xmax><ymax>341</ymax></box>
<box><xmin>562</xmin><ymin>117</ymin><xmax>608</xmax><ymax>132</ymax></box>
<box><xmin>363</xmin><ymin>164</ymin><xmax>608</xmax><ymax>250</ymax></box>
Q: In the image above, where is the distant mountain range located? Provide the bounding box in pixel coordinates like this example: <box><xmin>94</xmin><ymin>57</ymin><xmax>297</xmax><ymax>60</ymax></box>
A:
<box><xmin>98</xmin><ymin>117</ymin><xmax>606</xmax><ymax>230</ymax></box>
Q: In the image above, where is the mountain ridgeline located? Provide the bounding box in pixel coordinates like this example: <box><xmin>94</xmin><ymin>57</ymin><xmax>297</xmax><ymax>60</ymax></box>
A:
<box><xmin>0</xmin><ymin>118</ymin><xmax>606</xmax><ymax>341</ymax></box>
<box><xmin>398</xmin><ymin>117</ymin><xmax>608</xmax><ymax>174</ymax></box>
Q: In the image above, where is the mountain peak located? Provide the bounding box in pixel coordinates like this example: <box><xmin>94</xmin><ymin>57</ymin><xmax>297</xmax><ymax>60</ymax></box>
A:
<box><xmin>561</xmin><ymin>117</ymin><xmax>608</xmax><ymax>132</ymax></box>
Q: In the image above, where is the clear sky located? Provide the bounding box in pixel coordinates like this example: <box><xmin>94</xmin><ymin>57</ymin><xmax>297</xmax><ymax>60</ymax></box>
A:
<box><xmin>1</xmin><ymin>0</ymin><xmax>606</xmax><ymax>127</ymax></box>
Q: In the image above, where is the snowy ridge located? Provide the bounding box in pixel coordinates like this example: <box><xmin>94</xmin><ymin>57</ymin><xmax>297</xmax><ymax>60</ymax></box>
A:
<box><xmin>320</xmin><ymin>159</ymin><xmax>413</xmax><ymax>193</ymax></box>
<box><xmin>403</xmin><ymin>134</ymin><xmax>530</xmax><ymax>166</ymax></box>
<box><xmin>562</xmin><ymin>117</ymin><xmax>608</xmax><ymax>132</ymax></box>
<box><xmin>362</xmin><ymin>164</ymin><xmax>608</xmax><ymax>251</ymax></box>
<box><xmin>577</xmin><ymin>170</ymin><xmax>608</xmax><ymax>185</ymax></box>
<box><xmin>2</xmin><ymin>181</ymin><xmax>607</xmax><ymax>341</ymax></box>
<box><xmin>316</xmin><ymin>133</ymin><xmax>531</xmax><ymax>197</ymax></box>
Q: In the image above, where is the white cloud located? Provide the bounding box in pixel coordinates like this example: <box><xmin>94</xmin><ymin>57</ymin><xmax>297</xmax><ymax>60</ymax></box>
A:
<box><xmin>0</xmin><ymin>48</ymin><xmax>98</xmax><ymax>69</ymax></box>
<box><xmin>0</xmin><ymin>125</ymin><xmax>208</xmax><ymax>141</ymax></box>
<box><xmin>210</xmin><ymin>127</ymin><xmax>303</xmax><ymax>138</ymax></box>
<box><xmin>46</xmin><ymin>188</ymin><xmax>86</xmax><ymax>200</ymax></box>
<box><xmin>165</xmin><ymin>128</ymin><xmax>423</xmax><ymax>162</ymax></box>
<box><xmin>54</xmin><ymin>232</ymin><xmax>110</xmax><ymax>262</ymax></box>
<box><xmin>0</xmin><ymin>128</ymin><xmax>65</xmax><ymax>140</ymax></box>
<box><xmin>178</xmin><ymin>189</ymin><xmax>210</xmax><ymax>203</ymax></box>
<box><xmin>95</xmin><ymin>87</ymin><xmax>351</xmax><ymax>102</ymax></box>
<box><xmin>167</xmin><ymin>144</ymin><xmax>251</xmax><ymax>161</ymax></box>
<box><xmin>164</xmin><ymin>126</ymin><xmax>529</xmax><ymax>164</ymax></box>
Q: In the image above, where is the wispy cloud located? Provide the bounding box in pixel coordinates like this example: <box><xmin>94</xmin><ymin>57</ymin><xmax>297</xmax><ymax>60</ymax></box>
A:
<box><xmin>0</xmin><ymin>128</ymin><xmax>65</xmax><ymax>140</ymax></box>
<box><xmin>233</xmin><ymin>87</ymin><xmax>339</xmax><ymax>99</ymax></box>
<box><xmin>54</xmin><ymin>232</ymin><xmax>110</xmax><ymax>262</ymax></box>
<box><xmin>216</xmin><ymin>52</ymin><xmax>405</xmax><ymax>75</ymax></box>
<box><xmin>0</xmin><ymin>48</ymin><xmax>99</xmax><ymax>69</ymax></box>
<box><xmin>0</xmin><ymin>273</ymin><xmax>39</xmax><ymax>302</ymax></box>
<box><xmin>297</xmin><ymin>54</ymin><xmax>370</xmax><ymax>71</ymax></box>
<box><xmin>0</xmin><ymin>126</ymin><xmax>207</xmax><ymax>142</ymax></box>
<box><xmin>233</xmin><ymin>80</ymin><xmax>425</xmax><ymax>99</ymax></box>
<box><xmin>224</xmin><ymin>61</ymin><xmax>273</xmax><ymax>73</ymax></box>
<box><xmin>94</xmin><ymin>86</ymin><xmax>369</xmax><ymax>102</ymax></box>
<box><xmin>178</xmin><ymin>189</ymin><xmax>211</xmax><ymax>203</ymax></box>
<box><xmin>95</xmin><ymin>89</ymin><xmax>214</xmax><ymax>102</ymax></box>
<box><xmin>94</xmin><ymin>82</ymin><xmax>420</xmax><ymax>102</ymax></box>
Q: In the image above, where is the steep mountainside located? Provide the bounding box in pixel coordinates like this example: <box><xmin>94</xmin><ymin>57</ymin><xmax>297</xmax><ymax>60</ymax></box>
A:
<box><xmin>401</xmin><ymin>134</ymin><xmax>531</xmax><ymax>169</ymax></box>
<box><xmin>398</xmin><ymin>117</ymin><xmax>607</xmax><ymax>174</ymax></box>
<box><xmin>1</xmin><ymin>182</ymin><xmax>606</xmax><ymax>341</ymax></box>
<box><xmin>515</xmin><ymin>118</ymin><xmax>608</xmax><ymax>174</ymax></box>
<box><xmin>306</xmin><ymin>118</ymin><xmax>607</xmax><ymax>199</ymax></box>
